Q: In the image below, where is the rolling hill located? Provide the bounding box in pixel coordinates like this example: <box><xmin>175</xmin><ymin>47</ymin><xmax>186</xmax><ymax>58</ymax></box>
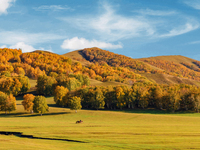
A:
<box><xmin>63</xmin><ymin>47</ymin><xmax>200</xmax><ymax>86</ymax></box>
<box><xmin>1</xmin><ymin>47</ymin><xmax>200</xmax><ymax>86</ymax></box>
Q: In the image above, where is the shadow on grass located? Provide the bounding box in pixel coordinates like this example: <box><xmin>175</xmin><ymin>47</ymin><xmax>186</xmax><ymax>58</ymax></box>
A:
<box><xmin>17</xmin><ymin>112</ymin><xmax>71</xmax><ymax>117</ymax></box>
<box><xmin>15</xmin><ymin>92</ymin><xmax>37</xmax><ymax>101</ymax></box>
<box><xmin>16</xmin><ymin>95</ymin><xmax>23</xmax><ymax>101</ymax></box>
<box><xmin>0</xmin><ymin>112</ymin><xmax>71</xmax><ymax>118</ymax></box>
<box><xmin>48</xmin><ymin>104</ymin><xmax>58</xmax><ymax>108</ymax></box>
<box><xmin>0</xmin><ymin>112</ymin><xmax>27</xmax><ymax>117</ymax></box>
<box><xmin>102</xmin><ymin>108</ymin><xmax>196</xmax><ymax>115</ymax></box>
<box><xmin>0</xmin><ymin>131</ymin><xmax>87</xmax><ymax>143</ymax></box>
<box><xmin>47</xmin><ymin>103</ymin><xmax>70</xmax><ymax>109</ymax></box>
<box><xmin>16</xmin><ymin>91</ymin><xmax>43</xmax><ymax>101</ymax></box>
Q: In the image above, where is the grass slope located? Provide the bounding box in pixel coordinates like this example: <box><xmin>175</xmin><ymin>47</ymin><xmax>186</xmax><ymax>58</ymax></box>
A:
<box><xmin>140</xmin><ymin>73</ymin><xmax>200</xmax><ymax>86</ymax></box>
<box><xmin>1</xmin><ymin>96</ymin><xmax>200</xmax><ymax>150</ymax></box>
<box><xmin>139</xmin><ymin>55</ymin><xmax>200</xmax><ymax>73</ymax></box>
<box><xmin>140</xmin><ymin>55</ymin><xmax>197</xmax><ymax>66</ymax></box>
<box><xmin>138</xmin><ymin>55</ymin><xmax>200</xmax><ymax>85</ymax></box>
<box><xmin>63</xmin><ymin>50</ymin><xmax>91</xmax><ymax>66</ymax></box>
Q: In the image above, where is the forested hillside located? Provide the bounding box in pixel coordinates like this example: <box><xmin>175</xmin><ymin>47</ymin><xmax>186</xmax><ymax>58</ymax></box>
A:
<box><xmin>1</xmin><ymin>47</ymin><xmax>200</xmax><ymax>113</ymax></box>
<box><xmin>81</xmin><ymin>47</ymin><xmax>163</xmax><ymax>74</ymax></box>
<box><xmin>140</xmin><ymin>57</ymin><xmax>200</xmax><ymax>81</ymax></box>
<box><xmin>77</xmin><ymin>47</ymin><xmax>200</xmax><ymax>85</ymax></box>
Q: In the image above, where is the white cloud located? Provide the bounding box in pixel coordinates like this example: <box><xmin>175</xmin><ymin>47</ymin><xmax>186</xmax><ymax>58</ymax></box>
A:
<box><xmin>10</xmin><ymin>42</ymin><xmax>35</xmax><ymax>52</ymax></box>
<box><xmin>61</xmin><ymin>37</ymin><xmax>123</xmax><ymax>50</ymax></box>
<box><xmin>0</xmin><ymin>31</ymin><xmax>66</xmax><ymax>45</ymax></box>
<box><xmin>183</xmin><ymin>0</ymin><xmax>200</xmax><ymax>10</ymax></box>
<box><xmin>34</xmin><ymin>5</ymin><xmax>72</xmax><ymax>11</ymax></box>
<box><xmin>134</xmin><ymin>9</ymin><xmax>176</xmax><ymax>16</ymax></box>
<box><xmin>0</xmin><ymin>0</ymin><xmax>15</xmax><ymax>15</ymax></box>
<box><xmin>9</xmin><ymin>42</ymin><xmax>53</xmax><ymax>53</ymax></box>
<box><xmin>159</xmin><ymin>23</ymin><xmax>199</xmax><ymax>37</ymax></box>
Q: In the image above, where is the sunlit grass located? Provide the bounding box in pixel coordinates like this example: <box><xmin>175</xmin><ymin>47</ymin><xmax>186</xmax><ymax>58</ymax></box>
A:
<box><xmin>29</xmin><ymin>79</ymin><xmax>37</xmax><ymax>87</ymax></box>
<box><xmin>1</xmin><ymin>79</ymin><xmax>200</xmax><ymax>149</ymax></box>
<box><xmin>1</xmin><ymin>95</ymin><xmax>200</xmax><ymax>150</ymax></box>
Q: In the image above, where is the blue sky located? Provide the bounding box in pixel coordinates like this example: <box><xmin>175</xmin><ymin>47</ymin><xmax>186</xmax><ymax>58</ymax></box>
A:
<box><xmin>1</xmin><ymin>0</ymin><xmax>200</xmax><ymax>60</ymax></box>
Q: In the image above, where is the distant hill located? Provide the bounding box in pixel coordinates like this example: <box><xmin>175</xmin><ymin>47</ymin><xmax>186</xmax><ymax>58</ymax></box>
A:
<box><xmin>1</xmin><ymin>47</ymin><xmax>200</xmax><ymax>87</ymax></box>
<box><xmin>63</xmin><ymin>47</ymin><xmax>200</xmax><ymax>86</ymax></box>
<box><xmin>139</xmin><ymin>55</ymin><xmax>200</xmax><ymax>71</ymax></box>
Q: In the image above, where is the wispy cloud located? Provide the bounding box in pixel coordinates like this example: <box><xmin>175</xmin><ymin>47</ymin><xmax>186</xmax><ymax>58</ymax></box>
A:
<box><xmin>33</xmin><ymin>5</ymin><xmax>72</xmax><ymax>11</ymax></box>
<box><xmin>60</xmin><ymin>3</ymin><xmax>154</xmax><ymax>41</ymax></box>
<box><xmin>159</xmin><ymin>23</ymin><xmax>199</xmax><ymax>37</ymax></box>
<box><xmin>183</xmin><ymin>0</ymin><xmax>200</xmax><ymax>10</ymax></box>
<box><xmin>60</xmin><ymin>2</ymin><xmax>199</xmax><ymax>42</ymax></box>
<box><xmin>0</xmin><ymin>0</ymin><xmax>15</xmax><ymax>15</ymax></box>
<box><xmin>0</xmin><ymin>31</ymin><xmax>66</xmax><ymax>45</ymax></box>
<box><xmin>134</xmin><ymin>9</ymin><xmax>176</xmax><ymax>16</ymax></box>
<box><xmin>61</xmin><ymin>37</ymin><xmax>122</xmax><ymax>51</ymax></box>
<box><xmin>188</xmin><ymin>40</ymin><xmax>200</xmax><ymax>45</ymax></box>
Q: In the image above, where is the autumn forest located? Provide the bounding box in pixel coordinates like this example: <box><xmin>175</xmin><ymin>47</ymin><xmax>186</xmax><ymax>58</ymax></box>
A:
<box><xmin>1</xmin><ymin>47</ymin><xmax>200</xmax><ymax>114</ymax></box>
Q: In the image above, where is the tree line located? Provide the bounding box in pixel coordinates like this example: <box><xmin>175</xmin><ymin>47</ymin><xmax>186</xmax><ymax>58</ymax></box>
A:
<box><xmin>0</xmin><ymin>72</ymin><xmax>89</xmax><ymax>114</ymax></box>
<box><xmin>1</xmin><ymin>73</ymin><xmax>200</xmax><ymax>114</ymax></box>
<box><xmin>54</xmin><ymin>82</ymin><xmax>200</xmax><ymax>113</ymax></box>
<box><xmin>0</xmin><ymin>92</ymin><xmax>49</xmax><ymax>115</ymax></box>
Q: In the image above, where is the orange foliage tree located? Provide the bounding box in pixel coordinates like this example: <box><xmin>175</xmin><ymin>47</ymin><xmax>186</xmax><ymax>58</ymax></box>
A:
<box><xmin>22</xmin><ymin>94</ymin><xmax>35</xmax><ymax>113</ymax></box>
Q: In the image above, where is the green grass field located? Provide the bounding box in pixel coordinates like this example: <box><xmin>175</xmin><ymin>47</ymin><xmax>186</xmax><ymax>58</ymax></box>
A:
<box><xmin>1</xmin><ymin>79</ymin><xmax>200</xmax><ymax>150</ymax></box>
<box><xmin>1</xmin><ymin>95</ymin><xmax>200</xmax><ymax>150</ymax></box>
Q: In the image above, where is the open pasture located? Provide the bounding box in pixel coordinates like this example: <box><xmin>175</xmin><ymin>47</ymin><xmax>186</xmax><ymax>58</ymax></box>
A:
<box><xmin>0</xmin><ymin>97</ymin><xmax>200</xmax><ymax>150</ymax></box>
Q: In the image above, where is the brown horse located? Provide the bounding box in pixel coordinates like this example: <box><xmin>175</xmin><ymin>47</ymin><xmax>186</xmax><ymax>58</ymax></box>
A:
<box><xmin>76</xmin><ymin>120</ymin><xmax>83</xmax><ymax>124</ymax></box>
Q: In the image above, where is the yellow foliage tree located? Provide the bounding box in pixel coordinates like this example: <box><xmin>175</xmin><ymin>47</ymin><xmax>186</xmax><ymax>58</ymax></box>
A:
<box><xmin>0</xmin><ymin>92</ymin><xmax>16</xmax><ymax>114</ymax></box>
<box><xmin>22</xmin><ymin>94</ymin><xmax>35</xmax><ymax>113</ymax></box>
<box><xmin>54</xmin><ymin>86</ymin><xmax>69</xmax><ymax>106</ymax></box>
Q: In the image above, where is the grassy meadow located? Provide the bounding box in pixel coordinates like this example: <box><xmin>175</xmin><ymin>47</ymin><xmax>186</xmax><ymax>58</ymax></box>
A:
<box><xmin>1</xmin><ymin>97</ymin><xmax>200</xmax><ymax>149</ymax></box>
<box><xmin>1</xmin><ymin>80</ymin><xmax>200</xmax><ymax>149</ymax></box>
